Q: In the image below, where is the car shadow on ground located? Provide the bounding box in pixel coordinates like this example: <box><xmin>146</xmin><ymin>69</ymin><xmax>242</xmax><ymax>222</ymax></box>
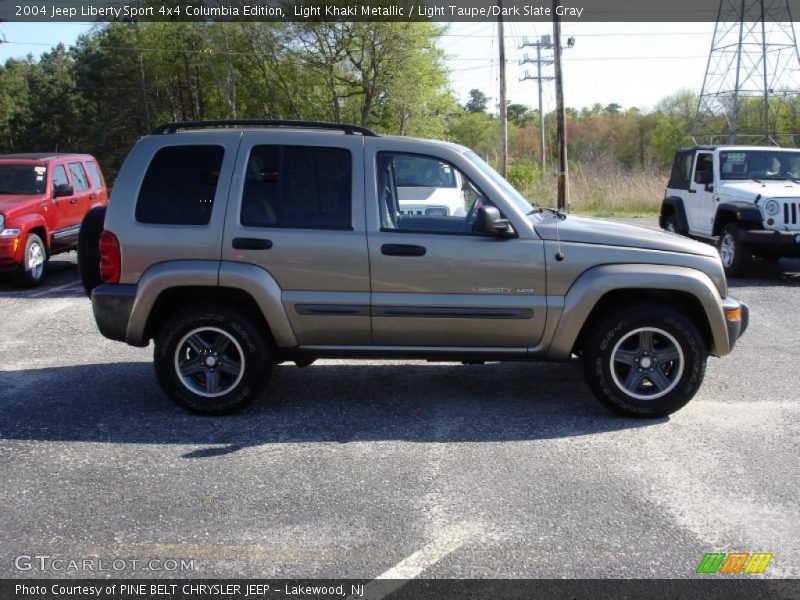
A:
<box><xmin>0</xmin><ymin>253</ymin><xmax>84</xmax><ymax>297</ymax></box>
<box><xmin>729</xmin><ymin>257</ymin><xmax>800</xmax><ymax>286</ymax></box>
<box><xmin>0</xmin><ymin>361</ymin><xmax>665</xmax><ymax>455</ymax></box>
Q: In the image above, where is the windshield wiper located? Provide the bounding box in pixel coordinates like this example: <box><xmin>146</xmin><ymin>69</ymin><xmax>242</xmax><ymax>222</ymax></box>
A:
<box><xmin>527</xmin><ymin>205</ymin><xmax>566</xmax><ymax>219</ymax></box>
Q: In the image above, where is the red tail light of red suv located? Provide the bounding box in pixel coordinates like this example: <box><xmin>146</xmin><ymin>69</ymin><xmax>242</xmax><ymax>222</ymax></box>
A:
<box><xmin>99</xmin><ymin>230</ymin><xmax>121</xmax><ymax>284</ymax></box>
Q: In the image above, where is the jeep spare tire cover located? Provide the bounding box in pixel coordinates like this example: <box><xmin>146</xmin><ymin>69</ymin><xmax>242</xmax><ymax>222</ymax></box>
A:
<box><xmin>78</xmin><ymin>205</ymin><xmax>107</xmax><ymax>297</ymax></box>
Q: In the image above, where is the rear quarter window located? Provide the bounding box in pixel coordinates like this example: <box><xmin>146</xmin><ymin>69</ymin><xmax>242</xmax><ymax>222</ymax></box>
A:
<box><xmin>136</xmin><ymin>145</ymin><xmax>224</xmax><ymax>225</ymax></box>
<box><xmin>85</xmin><ymin>161</ymin><xmax>104</xmax><ymax>189</ymax></box>
<box><xmin>667</xmin><ymin>150</ymin><xmax>694</xmax><ymax>190</ymax></box>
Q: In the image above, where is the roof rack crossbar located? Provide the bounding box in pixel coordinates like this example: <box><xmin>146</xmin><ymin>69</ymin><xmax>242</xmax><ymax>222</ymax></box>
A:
<box><xmin>151</xmin><ymin>119</ymin><xmax>378</xmax><ymax>137</ymax></box>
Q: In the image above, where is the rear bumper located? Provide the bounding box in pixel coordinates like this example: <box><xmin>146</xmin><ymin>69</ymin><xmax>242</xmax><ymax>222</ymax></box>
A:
<box><xmin>91</xmin><ymin>284</ymin><xmax>137</xmax><ymax>343</ymax></box>
<box><xmin>738</xmin><ymin>229</ymin><xmax>800</xmax><ymax>256</ymax></box>
<box><xmin>722</xmin><ymin>296</ymin><xmax>749</xmax><ymax>351</ymax></box>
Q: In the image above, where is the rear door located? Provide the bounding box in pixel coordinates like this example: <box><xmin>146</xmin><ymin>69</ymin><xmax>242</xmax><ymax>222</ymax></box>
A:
<box><xmin>222</xmin><ymin>132</ymin><xmax>370</xmax><ymax>346</ymax></box>
<box><xmin>66</xmin><ymin>161</ymin><xmax>93</xmax><ymax>225</ymax></box>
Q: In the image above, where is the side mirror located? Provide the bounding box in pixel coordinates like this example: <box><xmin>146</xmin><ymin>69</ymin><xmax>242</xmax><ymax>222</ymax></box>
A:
<box><xmin>53</xmin><ymin>183</ymin><xmax>74</xmax><ymax>198</ymax></box>
<box><xmin>694</xmin><ymin>170</ymin><xmax>713</xmax><ymax>185</ymax></box>
<box><xmin>475</xmin><ymin>206</ymin><xmax>514</xmax><ymax>238</ymax></box>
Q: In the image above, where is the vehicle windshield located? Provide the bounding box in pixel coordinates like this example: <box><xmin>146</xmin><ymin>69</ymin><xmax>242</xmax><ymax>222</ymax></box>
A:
<box><xmin>464</xmin><ymin>151</ymin><xmax>535</xmax><ymax>215</ymax></box>
<box><xmin>0</xmin><ymin>164</ymin><xmax>48</xmax><ymax>195</ymax></box>
<box><xmin>720</xmin><ymin>150</ymin><xmax>800</xmax><ymax>181</ymax></box>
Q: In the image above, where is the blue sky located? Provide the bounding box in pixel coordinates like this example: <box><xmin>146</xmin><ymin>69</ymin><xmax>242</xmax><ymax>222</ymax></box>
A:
<box><xmin>0</xmin><ymin>21</ymin><xmax>723</xmax><ymax>112</ymax></box>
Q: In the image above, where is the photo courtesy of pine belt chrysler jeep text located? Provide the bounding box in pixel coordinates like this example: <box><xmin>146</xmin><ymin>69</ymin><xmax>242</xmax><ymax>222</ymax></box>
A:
<box><xmin>80</xmin><ymin>120</ymin><xmax>749</xmax><ymax>418</ymax></box>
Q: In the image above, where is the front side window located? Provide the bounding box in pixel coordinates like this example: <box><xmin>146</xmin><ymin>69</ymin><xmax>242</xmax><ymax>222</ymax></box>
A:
<box><xmin>136</xmin><ymin>145</ymin><xmax>224</xmax><ymax>225</ymax></box>
<box><xmin>695</xmin><ymin>153</ymin><xmax>713</xmax><ymax>182</ymax></box>
<box><xmin>393</xmin><ymin>155</ymin><xmax>457</xmax><ymax>188</ymax></box>
<box><xmin>241</xmin><ymin>145</ymin><xmax>352</xmax><ymax>229</ymax></box>
<box><xmin>378</xmin><ymin>152</ymin><xmax>496</xmax><ymax>234</ymax></box>
<box><xmin>0</xmin><ymin>165</ymin><xmax>47</xmax><ymax>195</ymax></box>
<box><xmin>52</xmin><ymin>165</ymin><xmax>69</xmax><ymax>190</ymax></box>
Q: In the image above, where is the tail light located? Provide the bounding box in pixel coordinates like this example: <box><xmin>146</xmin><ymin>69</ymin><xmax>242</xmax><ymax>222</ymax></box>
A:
<box><xmin>99</xmin><ymin>230</ymin><xmax>121</xmax><ymax>284</ymax></box>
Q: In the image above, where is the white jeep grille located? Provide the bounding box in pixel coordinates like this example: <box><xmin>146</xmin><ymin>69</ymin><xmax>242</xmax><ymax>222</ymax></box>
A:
<box><xmin>784</xmin><ymin>201</ymin><xmax>800</xmax><ymax>226</ymax></box>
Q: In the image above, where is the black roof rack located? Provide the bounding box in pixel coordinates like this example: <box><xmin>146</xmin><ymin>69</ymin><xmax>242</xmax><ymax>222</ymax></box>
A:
<box><xmin>151</xmin><ymin>119</ymin><xmax>378</xmax><ymax>137</ymax></box>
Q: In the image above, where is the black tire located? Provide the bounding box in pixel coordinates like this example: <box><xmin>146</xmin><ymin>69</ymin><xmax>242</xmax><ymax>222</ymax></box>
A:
<box><xmin>154</xmin><ymin>304</ymin><xmax>272</xmax><ymax>414</ymax></box>
<box><xmin>17</xmin><ymin>232</ymin><xmax>47</xmax><ymax>287</ymax></box>
<box><xmin>78</xmin><ymin>205</ymin><xmax>107</xmax><ymax>296</ymax></box>
<box><xmin>717</xmin><ymin>223</ymin><xmax>752</xmax><ymax>277</ymax></box>
<box><xmin>582</xmin><ymin>303</ymin><xmax>707</xmax><ymax>418</ymax></box>
<box><xmin>663</xmin><ymin>213</ymin><xmax>679</xmax><ymax>234</ymax></box>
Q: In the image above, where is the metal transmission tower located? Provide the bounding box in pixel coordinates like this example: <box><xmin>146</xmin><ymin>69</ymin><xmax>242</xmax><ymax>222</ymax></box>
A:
<box><xmin>692</xmin><ymin>0</ymin><xmax>800</xmax><ymax>146</ymax></box>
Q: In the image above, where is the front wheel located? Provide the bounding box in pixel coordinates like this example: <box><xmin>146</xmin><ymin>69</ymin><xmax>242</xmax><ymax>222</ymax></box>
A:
<box><xmin>582</xmin><ymin>304</ymin><xmax>707</xmax><ymax>417</ymax></box>
<box><xmin>154</xmin><ymin>305</ymin><xmax>272</xmax><ymax>414</ymax></box>
<box><xmin>17</xmin><ymin>232</ymin><xmax>46</xmax><ymax>287</ymax></box>
<box><xmin>717</xmin><ymin>223</ymin><xmax>752</xmax><ymax>277</ymax></box>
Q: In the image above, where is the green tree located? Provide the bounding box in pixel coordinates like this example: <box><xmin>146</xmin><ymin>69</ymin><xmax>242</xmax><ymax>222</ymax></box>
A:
<box><xmin>465</xmin><ymin>89</ymin><xmax>490</xmax><ymax>114</ymax></box>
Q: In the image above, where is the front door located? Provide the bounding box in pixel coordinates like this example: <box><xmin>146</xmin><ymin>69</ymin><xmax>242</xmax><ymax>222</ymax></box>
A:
<box><xmin>689</xmin><ymin>152</ymin><xmax>715</xmax><ymax>236</ymax></box>
<box><xmin>366</xmin><ymin>149</ymin><xmax>547</xmax><ymax>349</ymax></box>
<box><xmin>222</xmin><ymin>132</ymin><xmax>370</xmax><ymax>346</ymax></box>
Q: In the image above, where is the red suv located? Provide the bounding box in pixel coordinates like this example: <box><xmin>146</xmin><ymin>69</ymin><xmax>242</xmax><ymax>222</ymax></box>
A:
<box><xmin>0</xmin><ymin>153</ymin><xmax>108</xmax><ymax>286</ymax></box>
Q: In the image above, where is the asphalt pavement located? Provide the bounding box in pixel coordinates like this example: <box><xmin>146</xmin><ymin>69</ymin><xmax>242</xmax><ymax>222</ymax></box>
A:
<box><xmin>1</xmin><ymin>219</ymin><xmax>798</xmax><ymax>580</ymax></box>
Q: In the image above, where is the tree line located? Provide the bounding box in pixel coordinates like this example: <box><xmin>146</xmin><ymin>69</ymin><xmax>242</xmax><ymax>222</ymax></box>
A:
<box><xmin>1</xmin><ymin>22</ymin><xmax>798</xmax><ymax>185</ymax></box>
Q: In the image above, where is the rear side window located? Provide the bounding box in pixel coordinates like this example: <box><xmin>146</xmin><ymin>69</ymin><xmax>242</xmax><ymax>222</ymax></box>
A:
<box><xmin>136</xmin><ymin>145</ymin><xmax>224</xmax><ymax>225</ymax></box>
<box><xmin>52</xmin><ymin>165</ymin><xmax>69</xmax><ymax>189</ymax></box>
<box><xmin>241</xmin><ymin>145</ymin><xmax>352</xmax><ymax>229</ymax></box>
<box><xmin>68</xmin><ymin>162</ymin><xmax>89</xmax><ymax>192</ymax></box>
<box><xmin>667</xmin><ymin>150</ymin><xmax>694</xmax><ymax>190</ymax></box>
<box><xmin>85</xmin><ymin>161</ymin><xmax>104</xmax><ymax>189</ymax></box>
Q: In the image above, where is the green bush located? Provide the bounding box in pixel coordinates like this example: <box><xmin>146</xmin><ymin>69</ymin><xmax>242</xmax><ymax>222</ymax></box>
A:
<box><xmin>507</xmin><ymin>164</ymin><xmax>540</xmax><ymax>190</ymax></box>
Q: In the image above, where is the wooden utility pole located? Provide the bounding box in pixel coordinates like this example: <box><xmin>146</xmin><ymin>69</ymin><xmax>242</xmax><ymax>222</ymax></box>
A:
<box><xmin>536</xmin><ymin>42</ymin><xmax>546</xmax><ymax>173</ymax></box>
<box><xmin>498</xmin><ymin>2</ymin><xmax>508</xmax><ymax>177</ymax></box>
<box><xmin>552</xmin><ymin>3</ymin><xmax>569</xmax><ymax>211</ymax></box>
<box><xmin>139</xmin><ymin>53</ymin><xmax>151</xmax><ymax>132</ymax></box>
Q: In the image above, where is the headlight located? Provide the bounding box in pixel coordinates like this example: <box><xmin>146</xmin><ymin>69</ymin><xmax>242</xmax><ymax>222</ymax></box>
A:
<box><xmin>764</xmin><ymin>199</ymin><xmax>780</xmax><ymax>217</ymax></box>
<box><xmin>0</xmin><ymin>215</ymin><xmax>4</xmax><ymax>230</ymax></box>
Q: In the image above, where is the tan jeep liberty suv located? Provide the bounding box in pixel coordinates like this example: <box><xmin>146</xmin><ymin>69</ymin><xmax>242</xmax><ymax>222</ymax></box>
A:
<box><xmin>81</xmin><ymin>120</ymin><xmax>749</xmax><ymax>417</ymax></box>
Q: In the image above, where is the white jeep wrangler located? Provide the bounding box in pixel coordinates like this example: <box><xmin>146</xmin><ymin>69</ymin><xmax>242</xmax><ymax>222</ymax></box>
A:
<box><xmin>660</xmin><ymin>146</ymin><xmax>800</xmax><ymax>276</ymax></box>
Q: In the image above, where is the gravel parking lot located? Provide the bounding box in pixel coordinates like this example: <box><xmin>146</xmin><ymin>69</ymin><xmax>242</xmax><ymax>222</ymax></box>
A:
<box><xmin>1</xmin><ymin>217</ymin><xmax>799</xmax><ymax>579</ymax></box>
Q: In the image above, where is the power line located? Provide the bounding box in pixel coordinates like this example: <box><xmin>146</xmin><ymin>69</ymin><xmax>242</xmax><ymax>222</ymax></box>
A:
<box><xmin>1</xmin><ymin>40</ymin><xmax>711</xmax><ymax>62</ymax></box>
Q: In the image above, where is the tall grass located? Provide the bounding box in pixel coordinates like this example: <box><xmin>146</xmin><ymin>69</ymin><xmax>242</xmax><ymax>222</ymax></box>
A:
<box><xmin>511</xmin><ymin>161</ymin><xmax>667</xmax><ymax>217</ymax></box>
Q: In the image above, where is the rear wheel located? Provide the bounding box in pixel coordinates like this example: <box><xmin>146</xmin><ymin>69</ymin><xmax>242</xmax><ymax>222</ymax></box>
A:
<box><xmin>582</xmin><ymin>304</ymin><xmax>707</xmax><ymax>417</ymax></box>
<box><xmin>154</xmin><ymin>304</ymin><xmax>272</xmax><ymax>414</ymax></box>
<box><xmin>717</xmin><ymin>223</ymin><xmax>752</xmax><ymax>277</ymax></box>
<box><xmin>17</xmin><ymin>232</ymin><xmax>46</xmax><ymax>287</ymax></box>
<box><xmin>78</xmin><ymin>206</ymin><xmax>106</xmax><ymax>296</ymax></box>
<box><xmin>663</xmin><ymin>213</ymin><xmax>678</xmax><ymax>233</ymax></box>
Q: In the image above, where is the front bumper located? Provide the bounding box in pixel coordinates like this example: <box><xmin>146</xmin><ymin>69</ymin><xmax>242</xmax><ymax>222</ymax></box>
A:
<box><xmin>738</xmin><ymin>229</ymin><xmax>800</xmax><ymax>257</ymax></box>
<box><xmin>722</xmin><ymin>296</ymin><xmax>749</xmax><ymax>351</ymax></box>
<box><xmin>91</xmin><ymin>284</ymin><xmax>137</xmax><ymax>343</ymax></box>
<box><xmin>0</xmin><ymin>237</ymin><xmax>22</xmax><ymax>270</ymax></box>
